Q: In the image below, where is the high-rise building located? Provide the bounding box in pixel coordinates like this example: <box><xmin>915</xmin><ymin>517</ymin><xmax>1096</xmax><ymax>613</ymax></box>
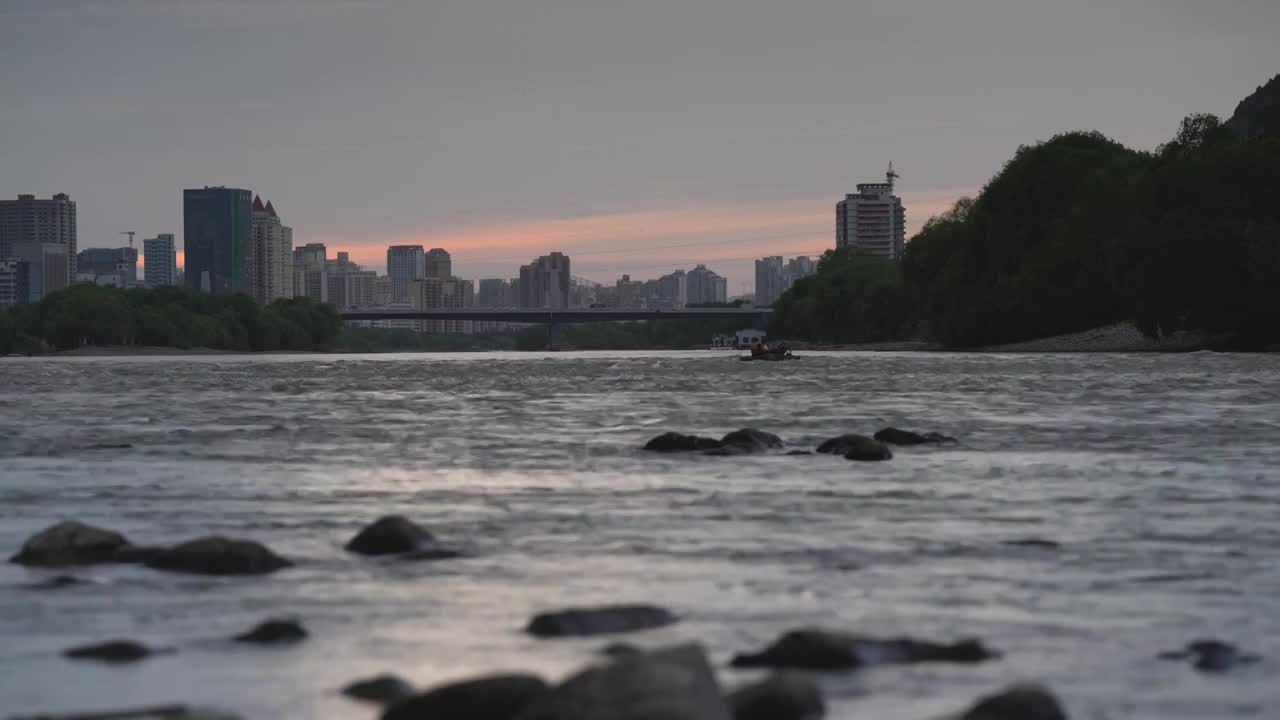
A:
<box><xmin>249</xmin><ymin>196</ymin><xmax>293</xmax><ymax>304</ymax></box>
<box><xmin>373</xmin><ymin>275</ymin><xmax>395</xmax><ymax>307</ymax></box>
<box><xmin>425</xmin><ymin>248</ymin><xmax>452</xmax><ymax>280</ymax></box>
<box><xmin>292</xmin><ymin>243</ymin><xmax>327</xmax><ymax>302</ymax></box>
<box><xmin>294</xmin><ymin>243</ymin><xmax>327</xmax><ymax>269</ymax></box>
<box><xmin>686</xmin><ymin>264</ymin><xmax>728</xmax><ymax>305</ymax></box>
<box><xmin>184</xmin><ymin>187</ymin><xmax>252</xmax><ymax>293</ymax></box>
<box><xmin>0</xmin><ymin>258</ymin><xmax>31</xmax><ymax>306</ymax></box>
<box><xmin>387</xmin><ymin>245</ymin><xmax>425</xmax><ymax>301</ymax></box>
<box><xmin>12</xmin><ymin>242</ymin><xmax>70</xmax><ymax>302</ymax></box>
<box><xmin>77</xmin><ymin>247</ymin><xmax>138</xmax><ymax>288</ymax></box>
<box><xmin>518</xmin><ymin>252</ymin><xmax>570</xmax><ymax>308</ymax></box>
<box><xmin>324</xmin><ymin>252</ymin><xmax>361</xmax><ymax>308</ymax></box>
<box><xmin>477</xmin><ymin>278</ymin><xmax>518</xmax><ymax>307</ymax></box>
<box><xmin>0</xmin><ymin>194</ymin><xmax>77</xmax><ymax>281</ymax></box>
<box><xmin>836</xmin><ymin>164</ymin><xmax>906</xmax><ymax>259</ymax></box>
<box><xmin>343</xmin><ymin>270</ymin><xmax>378</xmax><ymax>309</ymax></box>
<box><xmin>754</xmin><ymin>256</ymin><xmax>785</xmax><ymax>306</ymax></box>
<box><xmin>143</xmin><ymin>234</ymin><xmax>178</xmax><ymax>288</ymax></box>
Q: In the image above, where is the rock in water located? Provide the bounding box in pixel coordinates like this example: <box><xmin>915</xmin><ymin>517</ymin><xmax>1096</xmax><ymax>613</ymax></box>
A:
<box><xmin>815</xmin><ymin>434</ymin><xmax>892</xmax><ymax>461</ymax></box>
<box><xmin>342</xmin><ymin>674</ymin><xmax>417</xmax><ymax>705</ymax></box>
<box><xmin>642</xmin><ymin>432</ymin><xmax>723</xmax><ymax>452</ymax></box>
<box><xmin>731</xmin><ymin>628</ymin><xmax>997</xmax><ymax>670</ymax></box>
<box><xmin>1159</xmin><ymin>639</ymin><xmax>1261</xmax><ymax>672</ymax></box>
<box><xmin>527</xmin><ymin>604</ymin><xmax>678</xmax><ymax>638</ymax></box>
<box><xmin>9</xmin><ymin>705</ymin><xmax>242</xmax><ymax>720</ymax></box>
<box><xmin>10</xmin><ymin>520</ymin><xmax>133</xmax><ymax>567</ymax></box>
<box><xmin>233</xmin><ymin>618</ymin><xmax>308</xmax><ymax>644</ymax></box>
<box><xmin>518</xmin><ymin>643</ymin><xmax>732</xmax><ymax>720</ymax></box>
<box><xmin>874</xmin><ymin>427</ymin><xmax>957</xmax><ymax>446</ymax></box>
<box><xmin>382</xmin><ymin>674</ymin><xmax>548</xmax><ymax>720</ymax></box>
<box><xmin>727</xmin><ymin>673</ymin><xmax>825</xmax><ymax>720</ymax></box>
<box><xmin>346</xmin><ymin>515</ymin><xmax>435</xmax><ymax>556</ymax></box>
<box><xmin>143</xmin><ymin>536</ymin><xmax>291</xmax><ymax>575</ymax></box>
<box><xmin>960</xmin><ymin>684</ymin><xmax>1067</xmax><ymax>720</ymax></box>
<box><xmin>64</xmin><ymin>639</ymin><xmax>161</xmax><ymax>663</ymax></box>
<box><xmin>718</xmin><ymin>429</ymin><xmax>784</xmax><ymax>453</ymax></box>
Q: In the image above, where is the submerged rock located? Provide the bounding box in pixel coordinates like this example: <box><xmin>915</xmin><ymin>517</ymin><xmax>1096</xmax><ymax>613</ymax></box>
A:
<box><xmin>233</xmin><ymin>618</ymin><xmax>308</xmax><ymax>645</ymax></box>
<box><xmin>1004</xmin><ymin>538</ymin><xmax>1061</xmax><ymax>549</ymax></box>
<box><xmin>143</xmin><ymin>536</ymin><xmax>291</xmax><ymax>576</ymax></box>
<box><xmin>518</xmin><ymin>643</ymin><xmax>732</xmax><ymax>720</ymax></box>
<box><xmin>10</xmin><ymin>705</ymin><xmax>242</xmax><ymax>720</ymax></box>
<box><xmin>815</xmin><ymin>434</ymin><xmax>892</xmax><ymax>461</ymax></box>
<box><xmin>731</xmin><ymin>628</ymin><xmax>997</xmax><ymax>670</ymax></box>
<box><xmin>343</xmin><ymin>674</ymin><xmax>417</xmax><ymax>705</ymax></box>
<box><xmin>64</xmin><ymin>639</ymin><xmax>163</xmax><ymax>663</ymax></box>
<box><xmin>643</xmin><ymin>432</ymin><xmax>723</xmax><ymax>452</ymax></box>
<box><xmin>718</xmin><ymin>429</ymin><xmax>785</xmax><ymax>454</ymax></box>
<box><xmin>10</xmin><ymin>520</ymin><xmax>133</xmax><ymax>567</ymax></box>
<box><xmin>959</xmin><ymin>684</ymin><xmax>1066</xmax><ymax>720</ymax></box>
<box><xmin>382</xmin><ymin>673</ymin><xmax>548</xmax><ymax>720</ymax></box>
<box><xmin>527</xmin><ymin>604</ymin><xmax>678</xmax><ymax>638</ymax></box>
<box><xmin>874</xmin><ymin>427</ymin><xmax>957</xmax><ymax>446</ymax></box>
<box><xmin>1159</xmin><ymin>639</ymin><xmax>1261</xmax><ymax>672</ymax></box>
<box><xmin>21</xmin><ymin>574</ymin><xmax>85</xmax><ymax>590</ymax></box>
<box><xmin>346</xmin><ymin>515</ymin><xmax>435</xmax><ymax>556</ymax></box>
<box><xmin>727</xmin><ymin>673</ymin><xmax>825</xmax><ymax>720</ymax></box>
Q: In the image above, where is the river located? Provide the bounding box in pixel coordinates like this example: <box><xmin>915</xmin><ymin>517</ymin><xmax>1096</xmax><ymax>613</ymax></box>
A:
<box><xmin>1</xmin><ymin>351</ymin><xmax>1278</xmax><ymax>719</ymax></box>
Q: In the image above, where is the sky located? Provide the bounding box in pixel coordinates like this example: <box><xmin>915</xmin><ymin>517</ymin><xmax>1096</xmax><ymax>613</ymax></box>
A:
<box><xmin>2</xmin><ymin>0</ymin><xmax>1277</xmax><ymax>294</ymax></box>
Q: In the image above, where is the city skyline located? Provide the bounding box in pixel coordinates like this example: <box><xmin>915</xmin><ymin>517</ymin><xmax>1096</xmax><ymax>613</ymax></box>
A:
<box><xmin>5</xmin><ymin>1</ymin><xmax>1275</xmax><ymax>292</ymax></box>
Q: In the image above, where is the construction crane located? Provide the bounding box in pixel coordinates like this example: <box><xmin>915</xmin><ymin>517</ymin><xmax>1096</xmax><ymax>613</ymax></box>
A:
<box><xmin>120</xmin><ymin>231</ymin><xmax>136</xmax><ymax>249</ymax></box>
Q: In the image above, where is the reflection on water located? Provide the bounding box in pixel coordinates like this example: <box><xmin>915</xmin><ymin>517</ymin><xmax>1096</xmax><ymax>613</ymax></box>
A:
<box><xmin>1</xmin><ymin>351</ymin><xmax>1278</xmax><ymax>718</ymax></box>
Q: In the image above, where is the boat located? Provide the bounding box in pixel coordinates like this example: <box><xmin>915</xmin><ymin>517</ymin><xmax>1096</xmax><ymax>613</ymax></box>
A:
<box><xmin>740</xmin><ymin>342</ymin><xmax>795</xmax><ymax>361</ymax></box>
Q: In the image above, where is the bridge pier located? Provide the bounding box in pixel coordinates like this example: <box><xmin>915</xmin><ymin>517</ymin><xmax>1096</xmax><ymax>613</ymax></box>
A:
<box><xmin>547</xmin><ymin>321</ymin><xmax>561</xmax><ymax>351</ymax></box>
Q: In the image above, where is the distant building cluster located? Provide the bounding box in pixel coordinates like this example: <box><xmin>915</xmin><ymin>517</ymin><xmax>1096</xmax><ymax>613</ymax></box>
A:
<box><xmin>754</xmin><ymin>255</ymin><xmax>817</xmax><ymax>307</ymax></box>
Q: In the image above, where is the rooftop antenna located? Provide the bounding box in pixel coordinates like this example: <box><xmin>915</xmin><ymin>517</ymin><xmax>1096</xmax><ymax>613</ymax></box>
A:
<box><xmin>120</xmin><ymin>231</ymin><xmax>136</xmax><ymax>249</ymax></box>
<box><xmin>886</xmin><ymin>162</ymin><xmax>899</xmax><ymax>191</ymax></box>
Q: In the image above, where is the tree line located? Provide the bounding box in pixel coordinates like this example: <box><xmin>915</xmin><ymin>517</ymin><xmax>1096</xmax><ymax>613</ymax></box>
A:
<box><xmin>771</xmin><ymin>76</ymin><xmax>1280</xmax><ymax>349</ymax></box>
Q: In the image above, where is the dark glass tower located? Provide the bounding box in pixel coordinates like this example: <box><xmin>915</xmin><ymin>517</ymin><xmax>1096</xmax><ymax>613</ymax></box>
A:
<box><xmin>183</xmin><ymin>187</ymin><xmax>252</xmax><ymax>294</ymax></box>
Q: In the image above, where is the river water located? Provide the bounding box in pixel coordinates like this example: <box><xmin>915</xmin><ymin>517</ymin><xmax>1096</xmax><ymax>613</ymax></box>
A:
<box><xmin>1</xmin><ymin>351</ymin><xmax>1278</xmax><ymax>719</ymax></box>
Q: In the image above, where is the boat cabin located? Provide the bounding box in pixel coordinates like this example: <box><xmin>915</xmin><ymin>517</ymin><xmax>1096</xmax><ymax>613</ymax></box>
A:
<box><xmin>735</xmin><ymin>329</ymin><xmax>767</xmax><ymax>349</ymax></box>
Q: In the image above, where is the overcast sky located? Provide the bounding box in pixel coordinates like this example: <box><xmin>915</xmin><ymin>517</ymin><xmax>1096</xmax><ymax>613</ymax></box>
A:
<box><xmin>2</xmin><ymin>0</ymin><xmax>1277</xmax><ymax>292</ymax></box>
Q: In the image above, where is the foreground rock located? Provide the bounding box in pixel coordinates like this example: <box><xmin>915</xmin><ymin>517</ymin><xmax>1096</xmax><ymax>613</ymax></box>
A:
<box><xmin>64</xmin><ymin>639</ymin><xmax>165</xmax><ymax>663</ymax></box>
<box><xmin>10</xmin><ymin>705</ymin><xmax>242</xmax><ymax>720</ymax></box>
<box><xmin>343</xmin><ymin>674</ymin><xmax>417</xmax><ymax>705</ymax></box>
<box><xmin>1159</xmin><ymin>639</ymin><xmax>1261</xmax><ymax>672</ymax></box>
<box><xmin>731</xmin><ymin>628</ymin><xmax>997</xmax><ymax>670</ymax></box>
<box><xmin>527</xmin><ymin>604</ymin><xmax>678</xmax><ymax>638</ymax></box>
<box><xmin>346</xmin><ymin>515</ymin><xmax>437</xmax><ymax>556</ymax></box>
<box><xmin>233</xmin><ymin>618</ymin><xmax>308</xmax><ymax>645</ymax></box>
<box><xmin>143</xmin><ymin>536</ymin><xmax>291</xmax><ymax>575</ymax></box>
<box><xmin>815</xmin><ymin>434</ymin><xmax>892</xmax><ymax>461</ymax></box>
<box><xmin>518</xmin><ymin>643</ymin><xmax>732</xmax><ymax>720</ymax></box>
<box><xmin>643</xmin><ymin>432</ymin><xmax>723</xmax><ymax>452</ymax></box>
<box><xmin>10</xmin><ymin>520</ymin><xmax>133</xmax><ymax>567</ymax></box>
<box><xmin>716</xmin><ymin>429</ymin><xmax>785</xmax><ymax>454</ymax></box>
<box><xmin>727</xmin><ymin>673</ymin><xmax>825</xmax><ymax>720</ymax></box>
<box><xmin>382</xmin><ymin>674</ymin><xmax>548</xmax><ymax>720</ymax></box>
<box><xmin>874</xmin><ymin>427</ymin><xmax>957</xmax><ymax>446</ymax></box>
<box><xmin>959</xmin><ymin>684</ymin><xmax>1066</xmax><ymax>720</ymax></box>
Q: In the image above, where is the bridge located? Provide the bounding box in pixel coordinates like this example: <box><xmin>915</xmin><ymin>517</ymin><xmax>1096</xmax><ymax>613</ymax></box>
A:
<box><xmin>339</xmin><ymin>307</ymin><xmax>772</xmax><ymax>348</ymax></box>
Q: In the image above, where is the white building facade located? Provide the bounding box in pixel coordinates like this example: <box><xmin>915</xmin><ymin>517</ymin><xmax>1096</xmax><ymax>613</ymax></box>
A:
<box><xmin>836</xmin><ymin>164</ymin><xmax>906</xmax><ymax>259</ymax></box>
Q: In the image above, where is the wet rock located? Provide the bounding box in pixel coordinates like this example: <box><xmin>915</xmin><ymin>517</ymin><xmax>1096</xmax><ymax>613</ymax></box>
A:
<box><xmin>64</xmin><ymin>639</ymin><xmax>163</xmax><ymax>663</ymax></box>
<box><xmin>143</xmin><ymin>536</ymin><xmax>291</xmax><ymax>575</ymax></box>
<box><xmin>727</xmin><ymin>673</ymin><xmax>825</xmax><ymax>720</ymax></box>
<box><xmin>599</xmin><ymin>642</ymin><xmax>643</xmax><ymax>658</ymax></box>
<box><xmin>518</xmin><ymin>643</ymin><xmax>732</xmax><ymax>720</ymax></box>
<box><xmin>382</xmin><ymin>673</ymin><xmax>548</xmax><ymax>720</ymax></box>
<box><xmin>1004</xmin><ymin>538</ymin><xmax>1061</xmax><ymax>549</ymax></box>
<box><xmin>719</xmin><ymin>429</ymin><xmax>784</xmax><ymax>454</ymax></box>
<box><xmin>86</xmin><ymin>442</ymin><xmax>134</xmax><ymax>450</ymax></box>
<box><xmin>10</xmin><ymin>705</ymin><xmax>242</xmax><ymax>720</ymax></box>
<box><xmin>959</xmin><ymin>684</ymin><xmax>1066</xmax><ymax>720</ymax></box>
<box><xmin>785</xmin><ymin>450</ymin><xmax>814</xmax><ymax>456</ymax></box>
<box><xmin>874</xmin><ymin>427</ymin><xmax>957</xmax><ymax>446</ymax></box>
<box><xmin>815</xmin><ymin>434</ymin><xmax>892</xmax><ymax>461</ymax></box>
<box><xmin>730</xmin><ymin>628</ymin><xmax>997</xmax><ymax>670</ymax></box>
<box><xmin>346</xmin><ymin>515</ymin><xmax>435</xmax><ymax>556</ymax></box>
<box><xmin>1159</xmin><ymin>639</ymin><xmax>1261</xmax><ymax>672</ymax></box>
<box><xmin>342</xmin><ymin>674</ymin><xmax>417</xmax><ymax>705</ymax></box>
<box><xmin>527</xmin><ymin>604</ymin><xmax>678</xmax><ymax>638</ymax></box>
<box><xmin>233</xmin><ymin>618</ymin><xmax>308</xmax><ymax>644</ymax></box>
<box><xmin>22</xmin><ymin>574</ymin><xmax>85</xmax><ymax>590</ymax></box>
<box><xmin>643</xmin><ymin>432</ymin><xmax>723</xmax><ymax>452</ymax></box>
<box><xmin>10</xmin><ymin>520</ymin><xmax>133</xmax><ymax>567</ymax></box>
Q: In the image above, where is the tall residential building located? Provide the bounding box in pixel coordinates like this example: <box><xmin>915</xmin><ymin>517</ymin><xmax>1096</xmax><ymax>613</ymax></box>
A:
<box><xmin>518</xmin><ymin>252</ymin><xmax>570</xmax><ymax>308</ymax></box>
<box><xmin>686</xmin><ymin>264</ymin><xmax>728</xmax><ymax>305</ymax></box>
<box><xmin>13</xmin><ymin>242</ymin><xmax>70</xmax><ymax>302</ymax></box>
<box><xmin>373</xmin><ymin>275</ymin><xmax>395</xmax><ymax>307</ymax></box>
<box><xmin>294</xmin><ymin>243</ymin><xmax>327</xmax><ymax>269</ymax></box>
<box><xmin>0</xmin><ymin>258</ymin><xmax>31</xmax><ymax>306</ymax></box>
<box><xmin>324</xmin><ymin>252</ymin><xmax>361</xmax><ymax>308</ymax></box>
<box><xmin>754</xmin><ymin>256</ymin><xmax>785</xmax><ymax>306</ymax></box>
<box><xmin>143</xmin><ymin>234</ymin><xmax>178</xmax><ymax>288</ymax></box>
<box><xmin>184</xmin><ymin>187</ymin><xmax>252</xmax><ymax>294</ymax></box>
<box><xmin>249</xmin><ymin>196</ymin><xmax>293</xmax><ymax>304</ymax></box>
<box><xmin>425</xmin><ymin>248</ymin><xmax>452</xmax><ymax>280</ymax></box>
<box><xmin>387</xmin><ymin>245</ymin><xmax>425</xmax><ymax>301</ymax></box>
<box><xmin>0</xmin><ymin>194</ymin><xmax>77</xmax><ymax>281</ymax></box>
<box><xmin>836</xmin><ymin>164</ymin><xmax>906</xmax><ymax>259</ymax></box>
<box><xmin>78</xmin><ymin>247</ymin><xmax>138</xmax><ymax>288</ymax></box>
<box><xmin>477</xmin><ymin>278</ymin><xmax>518</xmax><ymax>307</ymax></box>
